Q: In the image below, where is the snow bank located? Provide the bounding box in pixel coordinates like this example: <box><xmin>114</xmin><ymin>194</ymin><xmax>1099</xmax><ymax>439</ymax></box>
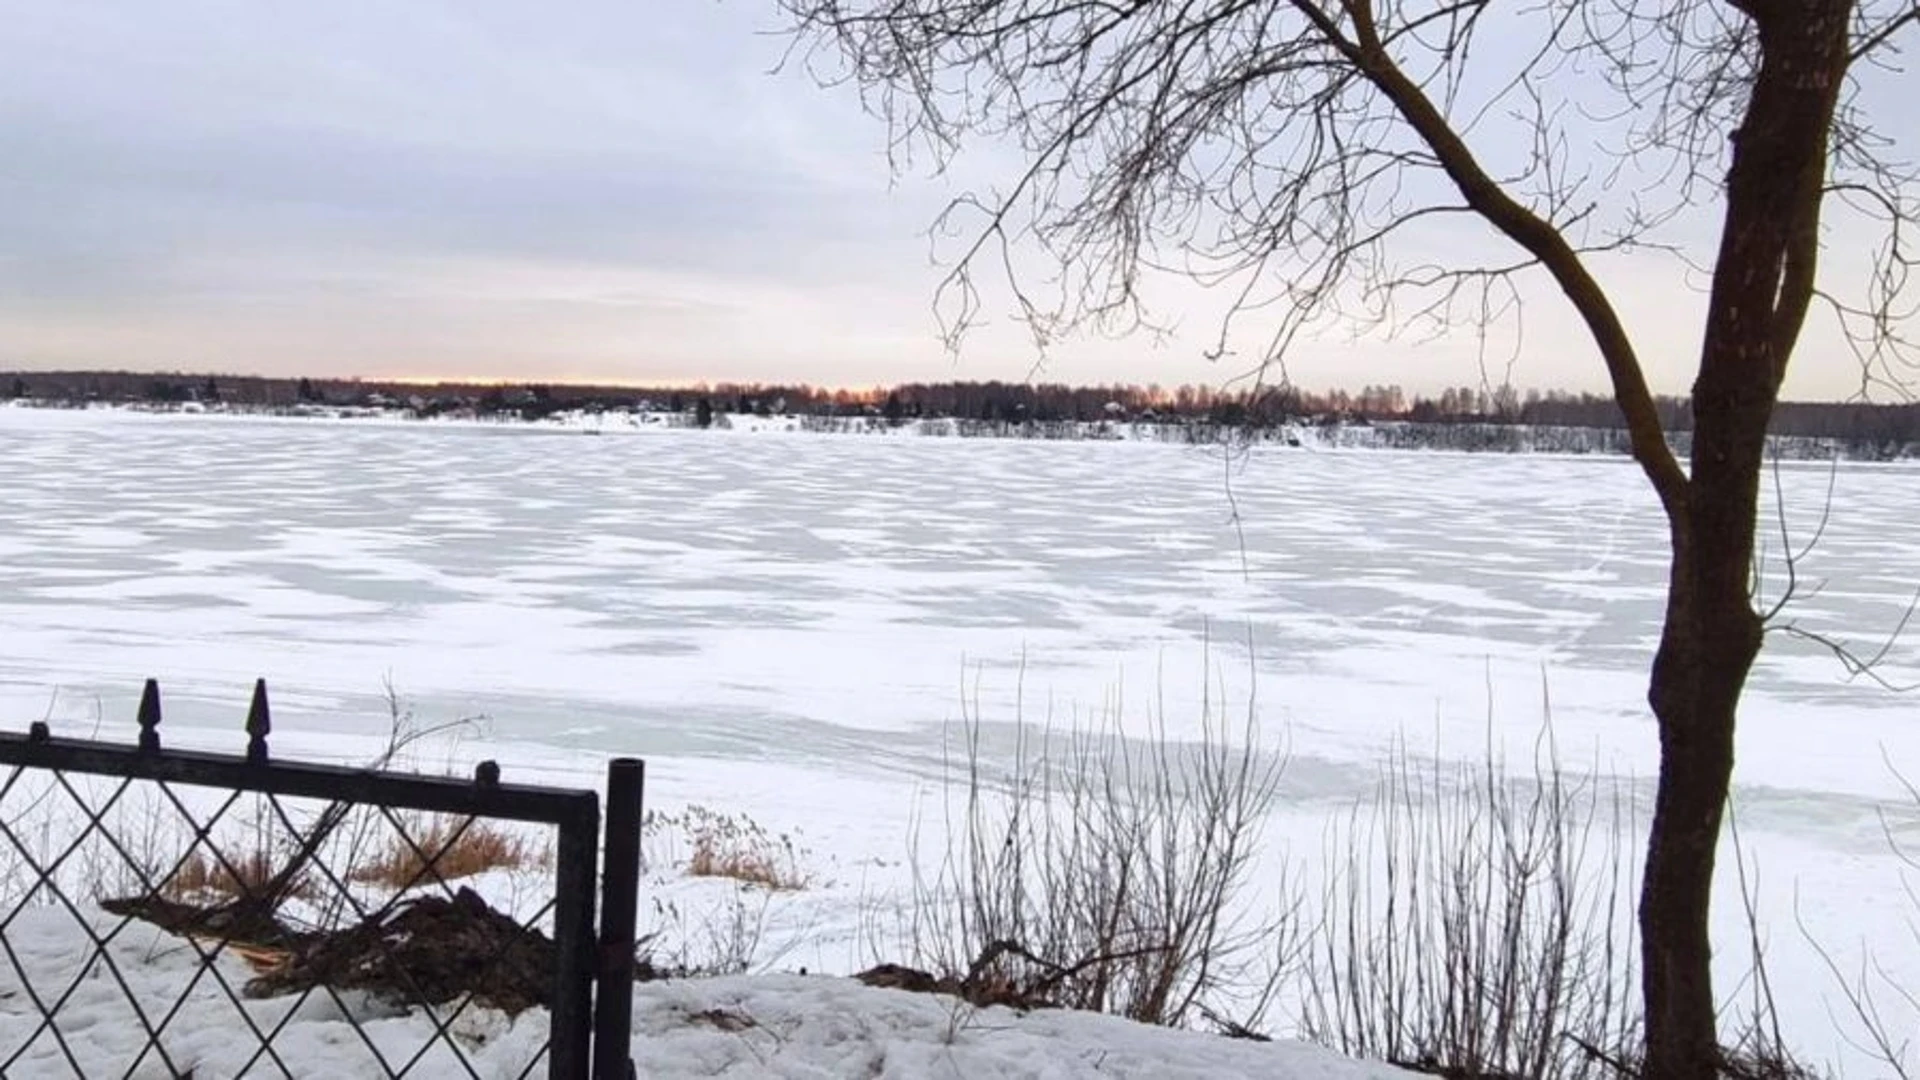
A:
<box><xmin>625</xmin><ymin>974</ymin><xmax>1404</xmax><ymax>1080</ymax></box>
<box><xmin>0</xmin><ymin>905</ymin><xmax>1405</xmax><ymax>1079</ymax></box>
<box><xmin>0</xmin><ymin>906</ymin><xmax>549</xmax><ymax>1078</ymax></box>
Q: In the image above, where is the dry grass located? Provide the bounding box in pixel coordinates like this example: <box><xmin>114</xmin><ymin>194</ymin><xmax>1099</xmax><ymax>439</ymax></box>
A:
<box><xmin>162</xmin><ymin>846</ymin><xmax>313</xmax><ymax>904</ymax></box>
<box><xmin>650</xmin><ymin>806</ymin><xmax>809</xmax><ymax>891</ymax></box>
<box><xmin>348</xmin><ymin>814</ymin><xmax>547</xmax><ymax>891</ymax></box>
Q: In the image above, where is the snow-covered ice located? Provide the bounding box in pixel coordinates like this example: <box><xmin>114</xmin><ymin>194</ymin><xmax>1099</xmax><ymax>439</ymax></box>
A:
<box><xmin>1</xmin><ymin>404</ymin><xmax>1918</xmax><ymax>1074</ymax></box>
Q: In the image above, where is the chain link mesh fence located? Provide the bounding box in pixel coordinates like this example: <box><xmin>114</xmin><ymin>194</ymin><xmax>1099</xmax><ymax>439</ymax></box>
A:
<box><xmin>0</xmin><ymin>680</ymin><xmax>625</xmax><ymax>1080</ymax></box>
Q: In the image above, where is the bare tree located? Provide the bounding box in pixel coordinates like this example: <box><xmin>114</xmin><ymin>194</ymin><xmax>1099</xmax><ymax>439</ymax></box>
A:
<box><xmin>776</xmin><ymin>1</ymin><xmax>1916</xmax><ymax>1076</ymax></box>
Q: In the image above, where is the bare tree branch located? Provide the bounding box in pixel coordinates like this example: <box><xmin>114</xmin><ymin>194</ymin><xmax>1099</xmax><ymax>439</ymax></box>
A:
<box><xmin>1853</xmin><ymin>4</ymin><xmax>1920</xmax><ymax>61</ymax></box>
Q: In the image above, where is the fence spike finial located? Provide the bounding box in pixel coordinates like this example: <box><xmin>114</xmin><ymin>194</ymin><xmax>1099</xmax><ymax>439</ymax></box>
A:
<box><xmin>245</xmin><ymin>678</ymin><xmax>271</xmax><ymax>763</ymax></box>
<box><xmin>137</xmin><ymin>678</ymin><xmax>162</xmax><ymax>754</ymax></box>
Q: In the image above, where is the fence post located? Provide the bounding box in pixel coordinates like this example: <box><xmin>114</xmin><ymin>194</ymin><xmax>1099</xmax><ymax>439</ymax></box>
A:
<box><xmin>551</xmin><ymin>796</ymin><xmax>601</xmax><ymax>1080</ymax></box>
<box><xmin>594</xmin><ymin>758</ymin><xmax>645</xmax><ymax>1080</ymax></box>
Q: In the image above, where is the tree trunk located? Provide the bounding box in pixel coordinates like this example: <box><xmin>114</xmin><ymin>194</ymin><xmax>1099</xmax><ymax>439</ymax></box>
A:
<box><xmin>1639</xmin><ymin>462</ymin><xmax>1765</xmax><ymax>1080</ymax></box>
<box><xmin>1636</xmin><ymin>6</ymin><xmax>1853</xmax><ymax>1077</ymax></box>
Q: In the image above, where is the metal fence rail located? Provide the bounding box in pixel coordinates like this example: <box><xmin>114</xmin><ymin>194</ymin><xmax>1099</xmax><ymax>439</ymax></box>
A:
<box><xmin>0</xmin><ymin>678</ymin><xmax>644</xmax><ymax>1080</ymax></box>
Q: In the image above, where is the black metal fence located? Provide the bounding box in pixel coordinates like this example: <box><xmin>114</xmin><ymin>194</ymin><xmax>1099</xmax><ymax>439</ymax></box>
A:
<box><xmin>0</xmin><ymin>679</ymin><xmax>645</xmax><ymax>1079</ymax></box>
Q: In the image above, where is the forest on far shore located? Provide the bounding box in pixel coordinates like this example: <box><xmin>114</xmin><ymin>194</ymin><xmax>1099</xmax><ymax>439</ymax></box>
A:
<box><xmin>7</xmin><ymin>370</ymin><xmax>1919</xmax><ymax>455</ymax></box>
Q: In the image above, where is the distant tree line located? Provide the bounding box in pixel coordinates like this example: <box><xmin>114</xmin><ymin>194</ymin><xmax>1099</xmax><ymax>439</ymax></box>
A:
<box><xmin>6</xmin><ymin>369</ymin><xmax>1920</xmax><ymax>455</ymax></box>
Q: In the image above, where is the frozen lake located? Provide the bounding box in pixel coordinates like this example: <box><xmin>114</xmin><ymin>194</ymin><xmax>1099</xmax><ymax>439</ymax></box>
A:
<box><xmin>3</xmin><ymin>406</ymin><xmax>1915</xmax><ymax>786</ymax></box>
<box><xmin>2</xmin><ymin>404</ymin><xmax>1918</xmax><ymax>1066</ymax></box>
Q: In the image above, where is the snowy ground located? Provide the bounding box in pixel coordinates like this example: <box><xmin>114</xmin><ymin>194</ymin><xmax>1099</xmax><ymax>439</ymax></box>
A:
<box><xmin>0</xmin><ymin>907</ymin><xmax>1403</xmax><ymax>1079</ymax></box>
<box><xmin>621</xmin><ymin>974</ymin><xmax>1403</xmax><ymax>1079</ymax></box>
<box><xmin>2</xmin><ymin>404</ymin><xmax>1918</xmax><ymax>1074</ymax></box>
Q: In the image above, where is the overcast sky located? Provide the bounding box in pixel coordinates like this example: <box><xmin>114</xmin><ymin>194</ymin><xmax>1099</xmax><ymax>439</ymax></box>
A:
<box><xmin>0</xmin><ymin>0</ymin><xmax>1908</xmax><ymax>398</ymax></box>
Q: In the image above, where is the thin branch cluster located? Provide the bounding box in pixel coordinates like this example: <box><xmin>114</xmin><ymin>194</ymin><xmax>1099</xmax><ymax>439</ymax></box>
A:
<box><xmin>780</xmin><ymin>0</ymin><xmax>1917</xmax><ymax>391</ymax></box>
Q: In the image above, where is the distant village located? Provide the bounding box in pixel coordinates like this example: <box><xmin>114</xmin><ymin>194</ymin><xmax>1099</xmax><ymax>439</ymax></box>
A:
<box><xmin>7</xmin><ymin>369</ymin><xmax>1920</xmax><ymax>460</ymax></box>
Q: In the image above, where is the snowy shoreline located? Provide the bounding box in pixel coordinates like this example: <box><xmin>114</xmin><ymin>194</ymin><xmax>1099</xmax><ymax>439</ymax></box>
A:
<box><xmin>6</xmin><ymin>396</ymin><xmax>1905</xmax><ymax>464</ymax></box>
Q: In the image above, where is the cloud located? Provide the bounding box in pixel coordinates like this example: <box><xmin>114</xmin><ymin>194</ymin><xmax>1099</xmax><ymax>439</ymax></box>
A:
<box><xmin>0</xmin><ymin>0</ymin><xmax>950</xmax><ymax>373</ymax></box>
<box><xmin>0</xmin><ymin>0</ymin><xmax>1909</xmax><ymax>398</ymax></box>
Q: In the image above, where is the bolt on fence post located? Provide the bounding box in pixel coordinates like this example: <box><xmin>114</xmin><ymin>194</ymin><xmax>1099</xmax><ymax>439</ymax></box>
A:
<box><xmin>594</xmin><ymin>758</ymin><xmax>645</xmax><ymax>1080</ymax></box>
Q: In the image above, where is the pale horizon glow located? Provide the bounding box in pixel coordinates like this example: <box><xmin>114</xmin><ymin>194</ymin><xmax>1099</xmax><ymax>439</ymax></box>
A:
<box><xmin>0</xmin><ymin>1</ymin><xmax>1909</xmax><ymax>401</ymax></box>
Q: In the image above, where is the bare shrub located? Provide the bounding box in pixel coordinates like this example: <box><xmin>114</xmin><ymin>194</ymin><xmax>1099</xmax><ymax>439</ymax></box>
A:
<box><xmin>1715</xmin><ymin>1044</ymin><xmax>1833</xmax><ymax>1080</ymax></box>
<box><xmin>1300</xmin><ymin>725</ymin><xmax>1640</xmax><ymax>1079</ymax></box>
<box><xmin>903</xmin><ymin>667</ymin><xmax>1299</xmax><ymax>1029</ymax></box>
<box><xmin>1590</xmin><ymin>1028</ymin><xmax>1834</xmax><ymax>1080</ymax></box>
<box><xmin>1805</xmin><ymin>760</ymin><xmax>1920</xmax><ymax>1080</ymax></box>
<box><xmin>347</xmin><ymin>813</ymin><xmax>547</xmax><ymax>891</ymax></box>
<box><xmin>633</xmin><ymin>892</ymin><xmax>779</xmax><ymax>978</ymax></box>
<box><xmin>300</xmin><ymin>684</ymin><xmax>491</xmax><ymax>925</ymax></box>
<box><xmin>1706</xmin><ymin>806</ymin><xmax>1834</xmax><ymax>1080</ymax></box>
